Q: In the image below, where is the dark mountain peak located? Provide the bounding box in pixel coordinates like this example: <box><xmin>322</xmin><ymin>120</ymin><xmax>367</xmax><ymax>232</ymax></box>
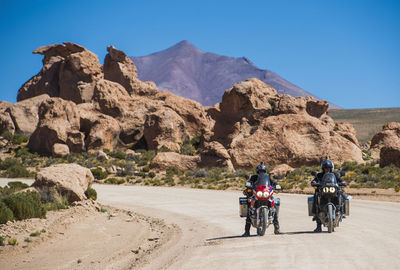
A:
<box><xmin>165</xmin><ymin>40</ymin><xmax>203</xmax><ymax>55</ymax></box>
<box><xmin>131</xmin><ymin>42</ymin><xmax>340</xmax><ymax>108</ymax></box>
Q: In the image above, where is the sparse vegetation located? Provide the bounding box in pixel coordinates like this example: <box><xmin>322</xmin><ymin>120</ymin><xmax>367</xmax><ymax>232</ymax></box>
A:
<box><xmin>105</xmin><ymin>177</ymin><xmax>125</xmax><ymax>185</ymax></box>
<box><xmin>91</xmin><ymin>168</ymin><xmax>108</xmax><ymax>180</ymax></box>
<box><xmin>2</xmin><ymin>191</ymin><xmax>46</xmax><ymax>221</ymax></box>
<box><xmin>8</xmin><ymin>238</ymin><xmax>18</xmax><ymax>246</ymax></box>
<box><xmin>30</xmin><ymin>231</ymin><xmax>41</xmax><ymax>237</ymax></box>
<box><xmin>85</xmin><ymin>187</ymin><xmax>97</xmax><ymax>200</ymax></box>
<box><xmin>24</xmin><ymin>237</ymin><xmax>32</xmax><ymax>243</ymax></box>
<box><xmin>0</xmin><ymin>236</ymin><xmax>5</xmax><ymax>246</ymax></box>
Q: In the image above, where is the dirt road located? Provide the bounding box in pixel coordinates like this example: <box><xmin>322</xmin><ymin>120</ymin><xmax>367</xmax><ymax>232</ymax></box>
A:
<box><xmin>94</xmin><ymin>184</ymin><xmax>400</xmax><ymax>270</ymax></box>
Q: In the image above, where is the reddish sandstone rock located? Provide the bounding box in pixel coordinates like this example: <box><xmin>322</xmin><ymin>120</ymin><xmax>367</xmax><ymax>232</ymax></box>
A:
<box><xmin>370</xmin><ymin>122</ymin><xmax>400</xmax><ymax>159</ymax></box>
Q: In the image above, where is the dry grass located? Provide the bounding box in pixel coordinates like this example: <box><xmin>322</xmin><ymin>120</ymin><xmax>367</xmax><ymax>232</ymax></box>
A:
<box><xmin>329</xmin><ymin>107</ymin><xmax>400</xmax><ymax>143</ymax></box>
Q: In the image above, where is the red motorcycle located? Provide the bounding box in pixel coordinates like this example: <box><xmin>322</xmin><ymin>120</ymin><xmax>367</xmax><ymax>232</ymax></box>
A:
<box><xmin>240</xmin><ymin>174</ymin><xmax>281</xmax><ymax>236</ymax></box>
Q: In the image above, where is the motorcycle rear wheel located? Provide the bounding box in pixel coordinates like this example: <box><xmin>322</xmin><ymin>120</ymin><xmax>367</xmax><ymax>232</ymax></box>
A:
<box><xmin>257</xmin><ymin>208</ymin><xmax>268</xmax><ymax>236</ymax></box>
<box><xmin>327</xmin><ymin>204</ymin><xmax>334</xmax><ymax>233</ymax></box>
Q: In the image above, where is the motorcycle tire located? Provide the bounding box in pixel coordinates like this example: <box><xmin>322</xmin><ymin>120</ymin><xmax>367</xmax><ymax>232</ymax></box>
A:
<box><xmin>327</xmin><ymin>204</ymin><xmax>334</xmax><ymax>233</ymax></box>
<box><xmin>257</xmin><ymin>208</ymin><xmax>268</xmax><ymax>236</ymax></box>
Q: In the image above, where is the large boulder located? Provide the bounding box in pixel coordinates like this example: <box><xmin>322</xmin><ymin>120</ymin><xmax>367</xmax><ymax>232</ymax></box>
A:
<box><xmin>28</xmin><ymin>98</ymin><xmax>84</xmax><ymax>154</ymax></box>
<box><xmin>370</xmin><ymin>122</ymin><xmax>400</xmax><ymax>159</ymax></box>
<box><xmin>33</xmin><ymin>164</ymin><xmax>94</xmax><ymax>203</ymax></box>
<box><xmin>58</xmin><ymin>43</ymin><xmax>103</xmax><ymax>103</ymax></box>
<box><xmin>380</xmin><ymin>146</ymin><xmax>400</xmax><ymax>168</ymax></box>
<box><xmin>104</xmin><ymin>46</ymin><xmax>158</xmax><ymax>96</ymax></box>
<box><xmin>228</xmin><ymin>112</ymin><xmax>363</xmax><ymax>169</ymax></box>
<box><xmin>143</xmin><ymin>108</ymin><xmax>186</xmax><ymax>151</ymax></box>
<box><xmin>150</xmin><ymin>152</ymin><xmax>200</xmax><ymax>171</ymax></box>
<box><xmin>17</xmin><ymin>43</ymin><xmax>102</xmax><ymax>103</ymax></box>
<box><xmin>77</xmin><ymin>103</ymin><xmax>120</xmax><ymax>151</ymax></box>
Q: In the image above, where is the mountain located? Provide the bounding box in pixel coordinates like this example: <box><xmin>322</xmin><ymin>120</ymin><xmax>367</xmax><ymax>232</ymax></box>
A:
<box><xmin>130</xmin><ymin>40</ymin><xmax>340</xmax><ymax>108</ymax></box>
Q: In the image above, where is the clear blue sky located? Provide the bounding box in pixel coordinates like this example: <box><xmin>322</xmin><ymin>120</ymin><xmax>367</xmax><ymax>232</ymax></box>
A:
<box><xmin>0</xmin><ymin>0</ymin><xmax>399</xmax><ymax>109</ymax></box>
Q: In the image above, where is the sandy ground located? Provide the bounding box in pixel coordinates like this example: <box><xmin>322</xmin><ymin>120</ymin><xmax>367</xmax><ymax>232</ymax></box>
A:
<box><xmin>1</xmin><ymin>179</ymin><xmax>400</xmax><ymax>269</ymax></box>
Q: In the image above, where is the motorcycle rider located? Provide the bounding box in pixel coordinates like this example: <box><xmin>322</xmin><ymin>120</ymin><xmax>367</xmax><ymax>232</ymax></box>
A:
<box><xmin>311</xmin><ymin>157</ymin><xmax>347</xmax><ymax>232</ymax></box>
<box><xmin>242</xmin><ymin>162</ymin><xmax>281</xmax><ymax>236</ymax></box>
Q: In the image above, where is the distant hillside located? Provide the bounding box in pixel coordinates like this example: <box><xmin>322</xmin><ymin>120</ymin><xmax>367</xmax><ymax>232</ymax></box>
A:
<box><xmin>130</xmin><ymin>40</ymin><xmax>340</xmax><ymax>108</ymax></box>
<box><xmin>329</xmin><ymin>108</ymin><xmax>400</xmax><ymax>143</ymax></box>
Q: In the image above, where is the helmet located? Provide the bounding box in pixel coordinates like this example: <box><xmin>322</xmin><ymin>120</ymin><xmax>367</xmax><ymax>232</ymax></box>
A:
<box><xmin>256</xmin><ymin>162</ymin><xmax>267</xmax><ymax>174</ymax></box>
<box><xmin>321</xmin><ymin>159</ymin><xmax>334</xmax><ymax>171</ymax></box>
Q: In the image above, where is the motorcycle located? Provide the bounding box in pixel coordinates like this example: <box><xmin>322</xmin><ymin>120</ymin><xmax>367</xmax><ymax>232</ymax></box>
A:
<box><xmin>308</xmin><ymin>171</ymin><xmax>350</xmax><ymax>233</ymax></box>
<box><xmin>239</xmin><ymin>174</ymin><xmax>281</xmax><ymax>236</ymax></box>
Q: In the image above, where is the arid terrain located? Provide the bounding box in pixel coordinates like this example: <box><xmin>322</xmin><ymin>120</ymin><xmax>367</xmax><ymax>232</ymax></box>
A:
<box><xmin>1</xmin><ymin>179</ymin><xmax>399</xmax><ymax>270</ymax></box>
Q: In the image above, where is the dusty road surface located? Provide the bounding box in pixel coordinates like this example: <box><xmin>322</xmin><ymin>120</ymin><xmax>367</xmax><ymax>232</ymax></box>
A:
<box><xmin>94</xmin><ymin>185</ymin><xmax>400</xmax><ymax>270</ymax></box>
<box><xmin>1</xmin><ymin>179</ymin><xmax>399</xmax><ymax>269</ymax></box>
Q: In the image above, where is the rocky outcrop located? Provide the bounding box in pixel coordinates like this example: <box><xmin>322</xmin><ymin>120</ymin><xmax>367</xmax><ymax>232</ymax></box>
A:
<box><xmin>18</xmin><ymin>43</ymin><xmax>102</xmax><ymax>103</ymax></box>
<box><xmin>370</xmin><ymin>122</ymin><xmax>400</xmax><ymax>160</ymax></box>
<box><xmin>52</xmin><ymin>143</ymin><xmax>70</xmax><ymax>157</ymax></box>
<box><xmin>28</xmin><ymin>98</ymin><xmax>83</xmax><ymax>155</ymax></box>
<box><xmin>104</xmin><ymin>46</ymin><xmax>158</xmax><ymax>96</ymax></box>
<box><xmin>205</xmin><ymin>79</ymin><xmax>363</xmax><ymax>169</ymax></box>
<box><xmin>270</xmin><ymin>164</ymin><xmax>294</xmax><ymax>178</ymax></box>
<box><xmin>150</xmin><ymin>152</ymin><xmax>200</xmax><ymax>171</ymax></box>
<box><xmin>380</xmin><ymin>146</ymin><xmax>400</xmax><ymax>168</ymax></box>
<box><xmin>0</xmin><ymin>95</ymin><xmax>49</xmax><ymax>136</ymax></box>
<box><xmin>33</xmin><ymin>164</ymin><xmax>94</xmax><ymax>203</ymax></box>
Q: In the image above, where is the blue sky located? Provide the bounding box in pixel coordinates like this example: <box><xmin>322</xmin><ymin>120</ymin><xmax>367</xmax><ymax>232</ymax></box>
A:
<box><xmin>0</xmin><ymin>0</ymin><xmax>399</xmax><ymax>109</ymax></box>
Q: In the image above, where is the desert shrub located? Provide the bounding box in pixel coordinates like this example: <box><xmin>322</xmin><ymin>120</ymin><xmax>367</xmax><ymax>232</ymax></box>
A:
<box><xmin>24</xmin><ymin>238</ymin><xmax>32</xmax><ymax>243</ymax></box>
<box><xmin>0</xmin><ymin>181</ymin><xmax>30</xmax><ymax>198</ymax></box>
<box><xmin>30</xmin><ymin>231</ymin><xmax>41</xmax><ymax>237</ymax></box>
<box><xmin>148</xmin><ymin>171</ymin><xmax>156</xmax><ymax>178</ymax></box>
<box><xmin>0</xmin><ymin>236</ymin><xmax>5</xmax><ymax>246</ymax></box>
<box><xmin>109</xmin><ymin>150</ymin><xmax>126</xmax><ymax>159</ymax></box>
<box><xmin>119</xmin><ymin>163</ymin><xmax>135</xmax><ymax>176</ymax></box>
<box><xmin>166</xmin><ymin>167</ymin><xmax>182</xmax><ymax>177</ymax></box>
<box><xmin>105</xmin><ymin>178</ymin><xmax>125</xmax><ymax>185</ymax></box>
<box><xmin>43</xmin><ymin>193</ymin><xmax>69</xmax><ymax>211</ymax></box>
<box><xmin>2</xmin><ymin>191</ymin><xmax>46</xmax><ymax>220</ymax></box>
<box><xmin>11</xmin><ymin>133</ymin><xmax>29</xmax><ymax>145</ymax></box>
<box><xmin>8</xmin><ymin>238</ymin><xmax>18</xmax><ymax>246</ymax></box>
<box><xmin>136</xmin><ymin>150</ymin><xmax>157</xmax><ymax>166</ymax></box>
<box><xmin>2</xmin><ymin>164</ymin><xmax>33</xmax><ymax>178</ymax></box>
<box><xmin>85</xmin><ymin>187</ymin><xmax>97</xmax><ymax>200</ymax></box>
<box><xmin>91</xmin><ymin>168</ymin><xmax>108</xmax><ymax>180</ymax></box>
<box><xmin>395</xmin><ymin>186</ymin><xmax>400</xmax><ymax>192</ymax></box>
<box><xmin>1</xmin><ymin>131</ymin><xmax>13</xmax><ymax>141</ymax></box>
<box><xmin>179</xmin><ymin>135</ymin><xmax>201</xmax><ymax>156</ymax></box>
<box><xmin>15</xmin><ymin>147</ymin><xmax>32</xmax><ymax>158</ymax></box>
<box><xmin>0</xmin><ymin>157</ymin><xmax>19</xmax><ymax>170</ymax></box>
<box><xmin>0</xmin><ymin>201</ymin><xmax>14</xmax><ymax>224</ymax></box>
<box><xmin>141</xmin><ymin>166</ymin><xmax>150</xmax><ymax>173</ymax></box>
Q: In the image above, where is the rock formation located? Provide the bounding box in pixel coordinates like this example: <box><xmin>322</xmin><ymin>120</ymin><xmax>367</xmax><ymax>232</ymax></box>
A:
<box><xmin>7</xmin><ymin>42</ymin><xmax>365</xmax><ymax>170</ymax></box>
<box><xmin>370</xmin><ymin>122</ymin><xmax>400</xmax><ymax>159</ymax></box>
<box><xmin>33</xmin><ymin>163</ymin><xmax>94</xmax><ymax>203</ymax></box>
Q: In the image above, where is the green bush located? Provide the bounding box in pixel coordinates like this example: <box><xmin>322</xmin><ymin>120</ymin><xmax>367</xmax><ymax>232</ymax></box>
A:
<box><xmin>0</xmin><ymin>201</ymin><xmax>15</xmax><ymax>224</ymax></box>
<box><xmin>8</xmin><ymin>238</ymin><xmax>18</xmax><ymax>246</ymax></box>
<box><xmin>0</xmin><ymin>157</ymin><xmax>19</xmax><ymax>170</ymax></box>
<box><xmin>12</xmin><ymin>133</ymin><xmax>29</xmax><ymax>145</ymax></box>
<box><xmin>105</xmin><ymin>178</ymin><xmax>125</xmax><ymax>185</ymax></box>
<box><xmin>148</xmin><ymin>171</ymin><xmax>156</xmax><ymax>178</ymax></box>
<box><xmin>2</xmin><ymin>164</ymin><xmax>33</xmax><ymax>178</ymax></box>
<box><xmin>85</xmin><ymin>187</ymin><xmax>97</xmax><ymax>200</ymax></box>
<box><xmin>2</xmin><ymin>191</ymin><xmax>46</xmax><ymax>221</ymax></box>
<box><xmin>30</xmin><ymin>231</ymin><xmax>41</xmax><ymax>237</ymax></box>
<box><xmin>109</xmin><ymin>150</ymin><xmax>126</xmax><ymax>159</ymax></box>
<box><xmin>91</xmin><ymin>168</ymin><xmax>108</xmax><ymax>180</ymax></box>
<box><xmin>43</xmin><ymin>193</ymin><xmax>69</xmax><ymax>211</ymax></box>
<box><xmin>15</xmin><ymin>147</ymin><xmax>32</xmax><ymax>158</ymax></box>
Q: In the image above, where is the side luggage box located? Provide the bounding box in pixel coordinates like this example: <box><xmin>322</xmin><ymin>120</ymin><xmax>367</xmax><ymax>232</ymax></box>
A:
<box><xmin>239</xmin><ymin>197</ymin><xmax>248</xmax><ymax>217</ymax></box>
<box><xmin>307</xmin><ymin>196</ymin><xmax>314</xmax><ymax>216</ymax></box>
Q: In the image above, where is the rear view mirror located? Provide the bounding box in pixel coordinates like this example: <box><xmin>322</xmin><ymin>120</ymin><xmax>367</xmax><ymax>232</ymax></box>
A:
<box><xmin>275</xmin><ymin>184</ymin><xmax>282</xmax><ymax>191</ymax></box>
<box><xmin>245</xmin><ymin>174</ymin><xmax>250</xmax><ymax>180</ymax></box>
<box><xmin>340</xmin><ymin>171</ymin><xmax>346</xmax><ymax>177</ymax></box>
<box><xmin>311</xmin><ymin>171</ymin><xmax>317</xmax><ymax>177</ymax></box>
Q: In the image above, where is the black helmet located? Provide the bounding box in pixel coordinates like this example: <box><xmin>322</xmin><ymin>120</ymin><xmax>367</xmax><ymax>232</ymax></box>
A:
<box><xmin>256</xmin><ymin>162</ymin><xmax>267</xmax><ymax>174</ymax></box>
<box><xmin>321</xmin><ymin>158</ymin><xmax>334</xmax><ymax>171</ymax></box>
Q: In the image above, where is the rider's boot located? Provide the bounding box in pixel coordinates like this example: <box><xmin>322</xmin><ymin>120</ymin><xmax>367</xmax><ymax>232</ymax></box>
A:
<box><xmin>242</xmin><ymin>219</ymin><xmax>251</xmax><ymax>237</ymax></box>
<box><xmin>274</xmin><ymin>223</ymin><xmax>281</xmax><ymax>234</ymax></box>
<box><xmin>314</xmin><ymin>222</ymin><xmax>322</xmax><ymax>233</ymax></box>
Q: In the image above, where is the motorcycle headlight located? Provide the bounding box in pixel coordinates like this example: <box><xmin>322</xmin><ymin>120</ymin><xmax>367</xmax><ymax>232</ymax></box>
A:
<box><xmin>323</xmin><ymin>187</ymin><xmax>329</xmax><ymax>193</ymax></box>
<box><xmin>330</xmin><ymin>187</ymin><xmax>336</xmax><ymax>193</ymax></box>
<box><xmin>256</xmin><ymin>191</ymin><xmax>263</xmax><ymax>198</ymax></box>
<box><xmin>263</xmin><ymin>191</ymin><xmax>270</xmax><ymax>198</ymax></box>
